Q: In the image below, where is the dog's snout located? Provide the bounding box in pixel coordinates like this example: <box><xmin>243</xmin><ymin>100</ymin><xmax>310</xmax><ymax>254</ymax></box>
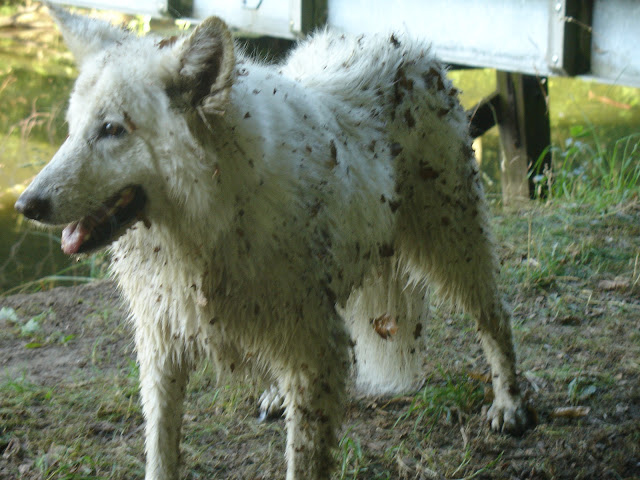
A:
<box><xmin>15</xmin><ymin>194</ymin><xmax>52</xmax><ymax>222</ymax></box>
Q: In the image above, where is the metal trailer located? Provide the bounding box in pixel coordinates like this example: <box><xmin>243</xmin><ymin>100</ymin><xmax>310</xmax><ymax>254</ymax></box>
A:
<box><xmin>50</xmin><ymin>0</ymin><xmax>640</xmax><ymax>203</ymax></box>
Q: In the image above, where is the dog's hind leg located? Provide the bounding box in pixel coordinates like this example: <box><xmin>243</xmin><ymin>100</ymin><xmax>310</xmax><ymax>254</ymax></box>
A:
<box><xmin>273</xmin><ymin>307</ymin><xmax>350</xmax><ymax>480</ymax></box>
<box><xmin>137</xmin><ymin>346</ymin><xmax>191</xmax><ymax>480</ymax></box>
<box><xmin>395</xmin><ymin>137</ymin><xmax>532</xmax><ymax>434</ymax></box>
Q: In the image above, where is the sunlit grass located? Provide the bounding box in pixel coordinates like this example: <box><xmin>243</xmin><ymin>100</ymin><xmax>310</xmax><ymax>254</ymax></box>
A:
<box><xmin>533</xmin><ymin>127</ymin><xmax>640</xmax><ymax>207</ymax></box>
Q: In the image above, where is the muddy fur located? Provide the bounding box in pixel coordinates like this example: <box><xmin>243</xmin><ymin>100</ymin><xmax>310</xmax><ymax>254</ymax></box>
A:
<box><xmin>15</xmin><ymin>6</ymin><xmax>532</xmax><ymax>479</ymax></box>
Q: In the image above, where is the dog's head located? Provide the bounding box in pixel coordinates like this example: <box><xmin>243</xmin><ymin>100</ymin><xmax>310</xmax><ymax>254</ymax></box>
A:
<box><xmin>15</xmin><ymin>4</ymin><xmax>235</xmax><ymax>254</ymax></box>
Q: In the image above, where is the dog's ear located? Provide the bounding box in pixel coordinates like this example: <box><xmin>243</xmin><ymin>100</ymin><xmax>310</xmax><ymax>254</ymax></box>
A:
<box><xmin>169</xmin><ymin>17</ymin><xmax>235</xmax><ymax>115</ymax></box>
<box><xmin>46</xmin><ymin>3</ymin><xmax>131</xmax><ymax>66</ymax></box>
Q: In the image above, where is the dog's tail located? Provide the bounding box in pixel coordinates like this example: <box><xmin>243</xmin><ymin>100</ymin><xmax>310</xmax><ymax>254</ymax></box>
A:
<box><xmin>340</xmin><ymin>265</ymin><xmax>429</xmax><ymax>396</ymax></box>
<box><xmin>280</xmin><ymin>30</ymin><xmax>431</xmax><ymax>106</ymax></box>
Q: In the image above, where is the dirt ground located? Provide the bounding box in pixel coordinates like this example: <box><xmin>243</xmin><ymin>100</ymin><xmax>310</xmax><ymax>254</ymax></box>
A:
<box><xmin>1</xmin><ymin>220</ymin><xmax>639</xmax><ymax>480</ymax></box>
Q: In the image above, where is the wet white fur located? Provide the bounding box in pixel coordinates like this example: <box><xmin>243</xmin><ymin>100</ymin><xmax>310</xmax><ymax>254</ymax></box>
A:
<box><xmin>19</xmin><ymin>6</ymin><xmax>531</xmax><ymax>479</ymax></box>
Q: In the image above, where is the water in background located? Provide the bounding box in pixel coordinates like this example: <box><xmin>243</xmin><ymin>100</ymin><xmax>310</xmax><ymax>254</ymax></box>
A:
<box><xmin>1</xmin><ymin>9</ymin><xmax>639</xmax><ymax>292</ymax></box>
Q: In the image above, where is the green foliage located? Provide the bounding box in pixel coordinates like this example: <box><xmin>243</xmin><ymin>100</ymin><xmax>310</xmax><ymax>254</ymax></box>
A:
<box><xmin>338</xmin><ymin>428</ymin><xmax>365</xmax><ymax>480</ymax></box>
<box><xmin>127</xmin><ymin>15</ymin><xmax>151</xmax><ymax>36</ymax></box>
<box><xmin>0</xmin><ymin>373</ymin><xmax>145</xmax><ymax>479</ymax></box>
<box><xmin>3</xmin><ymin>253</ymin><xmax>109</xmax><ymax>295</ymax></box>
<box><xmin>0</xmin><ymin>306</ymin><xmax>19</xmax><ymax>322</ymax></box>
<box><xmin>0</xmin><ymin>306</ymin><xmax>80</xmax><ymax>349</ymax></box>
<box><xmin>568</xmin><ymin>377</ymin><xmax>597</xmax><ymax>405</ymax></box>
<box><xmin>396</xmin><ymin>370</ymin><xmax>484</xmax><ymax>434</ymax></box>
<box><xmin>533</xmin><ymin>127</ymin><xmax>640</xmax><ymax>207</ymax></box>
<box><xmin>0</xmin><ymin>1</ymin><xmax>23</xmax><ymax>15</ymax></box>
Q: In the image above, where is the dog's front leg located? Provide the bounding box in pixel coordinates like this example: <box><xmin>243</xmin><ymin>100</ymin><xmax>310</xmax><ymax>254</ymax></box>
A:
<box><xmin>279</xmin><ymin>318</ymin><xmax>350</xmax><ymax>480</ymax></box>
<box><xmin>138</xmin><ymin>349</ymin><xmax>190</xmax><ymax>480</ymax></box>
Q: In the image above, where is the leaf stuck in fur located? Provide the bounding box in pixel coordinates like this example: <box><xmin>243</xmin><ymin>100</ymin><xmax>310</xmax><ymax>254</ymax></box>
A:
<box><xmin>372</xmin><ymin>314</ymin><xmax>398</xmax><ymax>340</ymax></box>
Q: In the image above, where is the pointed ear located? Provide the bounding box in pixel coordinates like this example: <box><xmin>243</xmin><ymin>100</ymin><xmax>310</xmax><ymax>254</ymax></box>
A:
<box><xmin>170</xmin><ymin>17</ymin><xmax>235</xmax><ymax>115</ymax></box>
<box><xmin>46</xmin><ymin>2</ymin><xmax>131</xmax><ymax>65</ymax></box>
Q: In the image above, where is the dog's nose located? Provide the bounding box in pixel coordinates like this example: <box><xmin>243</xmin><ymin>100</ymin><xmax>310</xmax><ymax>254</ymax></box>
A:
<box><xmin>15</xmin><ymin>194</ymin><xmax>52</xmax><ymax>222</ymax></box>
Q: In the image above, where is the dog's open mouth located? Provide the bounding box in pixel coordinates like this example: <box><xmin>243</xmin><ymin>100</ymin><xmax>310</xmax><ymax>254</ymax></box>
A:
<box><xmin>61</xmin><ymin>185</ymin><xmax>147</xmax><ymax>255</ymax></box>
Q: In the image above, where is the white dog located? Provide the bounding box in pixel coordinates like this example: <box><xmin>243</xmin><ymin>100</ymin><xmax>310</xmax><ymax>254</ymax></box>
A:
<box><xmin>16</xmin><ymin>5</ymin><xmax>531</xmax><ymax>479</ymax></box>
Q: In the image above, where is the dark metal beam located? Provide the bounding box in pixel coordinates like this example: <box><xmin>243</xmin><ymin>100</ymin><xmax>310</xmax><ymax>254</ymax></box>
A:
<box><xmin>467</xmin><ymin>92</ymin><xmax>500</xmax><ymax>139</ymax></box>
<box><xmin>548</xmin><ymin>0</ymin><xmax>593</xmax><ymax>76</ymax></box>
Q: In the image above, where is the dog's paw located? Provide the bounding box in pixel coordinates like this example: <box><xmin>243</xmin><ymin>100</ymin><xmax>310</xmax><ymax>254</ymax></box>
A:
<box><xmin>486</xmin><ymin>394</ymin><xmax>535</xmax><ymax>435</ymax></box>
<box><xmin>257</xmin><ymin>385</ymin><xmax>285</xmax><ymax>422</ymax></box>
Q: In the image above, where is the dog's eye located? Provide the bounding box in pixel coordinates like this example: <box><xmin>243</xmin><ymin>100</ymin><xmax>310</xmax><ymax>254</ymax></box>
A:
<box><xmin>99</xmin><ymin>122</ymin><xmax>126</xmax><ymax>139</ymax></box>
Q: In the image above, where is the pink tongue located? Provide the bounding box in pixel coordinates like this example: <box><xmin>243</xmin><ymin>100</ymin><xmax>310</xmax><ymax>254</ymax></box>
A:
<box><xmin>61</xmin><ymin>221</ymin><xmax>89</xmax><ymax>255</ymax></box>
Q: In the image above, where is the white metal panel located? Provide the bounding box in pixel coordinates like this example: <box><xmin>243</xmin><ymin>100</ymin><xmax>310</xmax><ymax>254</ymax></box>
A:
<box><xmin>591</xmin><ymin>0</ymin><xmax>640</xmax><ymax>87</ymax></box>
<box><xmin>327</xmin><ymin>0</ymin><xmax>552</xmax><ymax>76</ymax></box>
<box><xmin>48</xmin><ymin>0</ymin><xmax>640</xmax><ymax>86</ymax></box>
<box><xmin>192</xmin><ymin>0</ymin><xmax>304</xmax><ymax>39</ymax></box>
<box><xmin>50</xmin><ymin>0</ymin><xmax>168</xmax><ymax>17</ymax></box>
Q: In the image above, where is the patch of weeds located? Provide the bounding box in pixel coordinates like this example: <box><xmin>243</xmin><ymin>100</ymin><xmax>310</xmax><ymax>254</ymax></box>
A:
<box><xmin>461</xmin><ymin>452</ymin><xmax>504</xmax><ymax>480</ymax></box>
<box><xmin>534</xmin><ymin>128</ymin><xmax>640</xmax><ymax>207</ymax></box>
<box><xmin>187</xmin><ymin>364</ymin><xmax>255</xmax><ymax>417</ymax></box>
<box><xmin>124</xmin><ymin>358</ymin><xmax>139</xmax><ymax>380</ymax></box>
<box><xmin>338</xmin><ymin>427</ymin><xmax>365</xmax><ymax>480</ymax></box>
<box><xmin>0</xmin><ymin>306</ymin><xmax>20</xmax><ymax>341</ymax></box>
<box><xmin>396</xmin><ymin>370</ymin><xmax>484</xmax><ymax>435</ymax></box>
<box><xmin>87</xmin><ymin>312</ymin><xmax>132</xmax><ymax>368</ymax></box>
<box><xmin>0</xmin><ymin>306</ymin><xmax>19</xmax><ymax>322</ymax></box>
<box><xmin>2</xmin><ymin>253</ymin><xmax>109</xmax><ymax>295</ymax></box>
<box><xmin>496</xmin><ymin>210</ymin><xmax>566</xmax><ymax>290</ymax></box>
<box><xmin>0</xmin><ymin>373</ymin><xmax>144</xmax><ymax>479</ymax></box>
<box><xmin>496</xmin><ymin>198</ymin><xmax>640</xmax><ymax>300</ymax></box>
<box><xmin>568</xmin><ymin>377</ymin><xmax>598</xmax><ymax>405</ymax></box>
<box><xmin>0</xmin><ymin>307</ymin><xmax>72</xmax><ymax>348</ymax></box>
<box><xmin>89</xmin><ymin>336</ymin><xmax>114</xmax><ymax>367</ymax></box>
<box><xmin>19</xmin><ymin>309</ymin><xmax>49</xmax><ymax>347</ymax></box>
<box><xmin>34</xmin><ymin>447</ymin><xmax>99</xmax><ymax>479</ymax></box>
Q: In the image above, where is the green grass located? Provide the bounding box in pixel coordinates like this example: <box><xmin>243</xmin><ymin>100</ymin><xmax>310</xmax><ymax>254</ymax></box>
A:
<box><xmin>338</xmin><ymin>428</ymin><xmax>365</xmax><ymax>480</ymax></box>
<box><xmin>0</xmin><ymin>373</ymin><xmax>145</xmax><ymax>479</ymax></box>
<box><xmin>396</xmin><ymin>371</ymin><xmax>484</xmax><ymax>434</ymax></box>
<box><xmin>329</xmin><ymin>372</ymin><xmax>488</xmax><ymax>479</ymax></box>
<box><xmin>0</xmin><ymin>306</ymin><xmax>79</xmax><ymax>348</ymax></box>
<box><xmin>0</xmin><ymin>365</ymin><xmax>274</xmax><ymax>479</ymax></box>
<box><xmin>533</xmin><ymin>127</ymin><xmax>640</xmax><ymax>207</ymax></box>
<box><xmin>494</xmin><ymin>185</ymin><xmax>640</xmax><ymax>294</ymax></box>
<box><xmin>1</xmin><ymin>252</ymin><xmax>109</xmax><ymax>295</ymax></box>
